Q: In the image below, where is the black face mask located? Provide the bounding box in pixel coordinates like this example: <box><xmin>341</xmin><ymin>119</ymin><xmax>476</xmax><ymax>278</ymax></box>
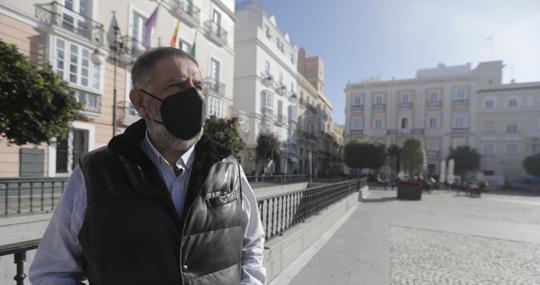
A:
<box><xmin>140</xmin><ymin>87</ymin><xmax>204</xmax><ymax>140</ymax></box>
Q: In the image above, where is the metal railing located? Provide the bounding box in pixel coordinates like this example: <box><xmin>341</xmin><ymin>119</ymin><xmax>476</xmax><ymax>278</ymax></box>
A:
<box><xmin>0</xmin><ymin>239</ymin><xmax>40</xmax><ymax>285</ymax></box>
<box><xmin>35</xmin><ymin>1</ymin><xmax>104</xmax><ymax>45</ymax></box>
<box><xmin>0</xmin><ymin>177</ymin><xmax>69</xmax><ymax>216</ymax></box>
<box><xmin>204</xmin><ymin>20</ymin><xmax>227</xmax><ymax>46</ymax></box>
<box><xmin>257</xmin><ymin>178</ymin><xmax>366</xmax><ymax>240</ymax></box>
<box><xmin>166</xmin><ymin>0</ymin><xmax>200</xmax><ymax>27</ymax></box>
<box><xmin>204</xmin><ymin>78</ymin><xmax>225</xmax><ymax>98</ymax></box>
<box><xmin>246</xmin><ymin>174</ymin><xmax>308</xmax><ymax>184</ymax></box>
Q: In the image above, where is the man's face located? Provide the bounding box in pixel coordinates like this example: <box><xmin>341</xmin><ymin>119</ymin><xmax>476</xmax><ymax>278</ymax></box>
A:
<box><xmin>131</xmin><ymin>56</ymin><xmax>206</xmax><ymax>152</ymax></box>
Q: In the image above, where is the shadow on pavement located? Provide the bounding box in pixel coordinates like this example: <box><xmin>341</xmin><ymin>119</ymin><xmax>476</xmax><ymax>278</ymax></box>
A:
<box><xmin>361</xmin><ymin>197</ymin><xmax>398</xmax><ymax>203</ymax></box>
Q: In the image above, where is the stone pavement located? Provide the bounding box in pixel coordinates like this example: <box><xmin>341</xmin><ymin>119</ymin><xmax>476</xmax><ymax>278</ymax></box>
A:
<box><xmin>288</xmin><ymin>190</ymin><xmax>540</xmax><ymax>285</ymax></box>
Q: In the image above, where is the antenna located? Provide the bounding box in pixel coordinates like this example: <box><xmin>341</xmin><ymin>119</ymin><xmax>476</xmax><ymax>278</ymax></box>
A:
<box><xmin>485</xmin><ymin>36</ymin><xmax>493</xmax><ymax>60</ymax></box>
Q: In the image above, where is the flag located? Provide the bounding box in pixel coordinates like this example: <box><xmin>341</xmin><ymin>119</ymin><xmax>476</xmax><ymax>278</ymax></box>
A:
<box><xmin>143</xmin><ymin>5</ymin><xmax>159</xmax><ymax>48</ymax></box>
<box><xmin>191</xmin><ymin>31</ymin><xmax>198</xmax><ymax>57</ymax></box>
<box><xmin>170</xmin><ymin>21</ymin><xmax>180</xmax><ymax>48</ymax></box>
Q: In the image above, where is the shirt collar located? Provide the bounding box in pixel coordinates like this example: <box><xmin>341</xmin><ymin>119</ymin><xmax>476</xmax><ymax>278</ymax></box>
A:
<box><xmin>142</xmin><ymin>131</ymin><xmax>196</xmax><ymax>172</ymax></box>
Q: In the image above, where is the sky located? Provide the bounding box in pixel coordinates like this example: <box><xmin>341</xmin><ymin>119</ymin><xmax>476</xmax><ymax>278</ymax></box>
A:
<box><xmin>252</xmin><ymin>0</ymin><xmax>540</xmax><ymax>124</ymax></box>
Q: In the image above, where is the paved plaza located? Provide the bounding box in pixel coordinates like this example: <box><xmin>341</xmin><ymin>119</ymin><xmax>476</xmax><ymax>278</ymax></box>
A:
<box><xmin>289</xmin><ymin>190</ymin><xmax>540</xmax><ymax>285</ymax></box>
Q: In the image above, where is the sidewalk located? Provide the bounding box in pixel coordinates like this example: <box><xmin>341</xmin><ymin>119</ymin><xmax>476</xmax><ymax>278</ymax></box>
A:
<box><xmin>288</xmin><ymin>189</ymin><xmax>540</xmax><ymax>285</ymax></box>
<box><xmin>289</xmin><ymin>191</ymin><xmax>391</xmax><ymax>285</ymax></box>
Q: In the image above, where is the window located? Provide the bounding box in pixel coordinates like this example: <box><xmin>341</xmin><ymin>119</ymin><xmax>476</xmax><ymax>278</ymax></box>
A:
<box><xmin>56</xmin><ymin>128</ymin><xmax>89</xmax><ymax>173</ymax></box>
<box><xmin>374</xmin><ymin>119</ymin><xmax>383</xmax><ymax>129</ymax></box>
<box><xmin>429</xmin><ymin>91</ymin><xmax>438</xmax><ymax>102</ymax></box>
<box><xmin>53</xmin><ymin>38</ymin><xmax>101</xmax><ymax>91</ymax></box>
<box><xmin>207</xmin><ymin>96</ymin><xmax>224</xmax><ymax>118</ymax></box>
<box><xmin>209</xmin><ymin>58</ymin><xmax>220</xmax><ymax>83</ymax></box>
<box><xmin>264</xmin><ymin>60</ymin><xmax>270</xmax><ymax>73</ymax></box>
<box><xmin>506</xmin><ymin>123</ymin><xmax>518</xmax><ymax>134</ymax></box>
<box><xmin>452</xmin><ymin>113</ymin><xmax>469</xmax><ymax>128</ymax></box>
<box><xmin>483</xmin><ymin>144</ymin><xmax>495</xmax><ymax>156</ymax></box>
<box><xmin>132</xmin><ymin>11</ymin><xmax>149</xmax><ymax>45</ymax></box>
<box><xmin>452</xmin><ymin>138</ymin><xmax>467</xmax><ymax>147</ymax></box>
<box><xmin>401</xmin><ymin>118</ymin><xmax>408</xmax><ymax>129</ymax></box>
<box><xmin>401</xmin><ymin>93</ymin><xmax>410</xmax><ymax>104</ymax></box>
<box><xmin>261</xmin><ymin>91</ymin><xmax>273</xmax><ymax>110</ymax></box>
<box><xmin>483</xmin><ymin>121</ymin><xmax>495</xmax><ymax>133</ymax></box>
<box><xmin>351</xmin><ymin>117</ymin><xmax>363</xmax><ymax>129</ymax></box>
<box><xmin>279</xmin><ymin>72</ymin><xmax>284</xmax><ymax>84</ymax></box>
<box><xmin>427</xmin><ymin>141</ymin><xmax>438</xmax><ymax>151</ymax></box>
<box><xmin>508</xmin><ymin>98</ymin><xmax>518</xmax><ymax>107</ymax></box>
<box><xmin>429</xmin><ymin>117</ymin><xmax>437</xmax><ymax>128</ymax></box>
<box><xmin>453</xmin><ymin>86</ymin><xmax>469</xmax><ymax>100</ymax></box>
<box><xmin>265</xmin><ymin>24</ymin><xmax>271</xmax><ymax>38</ymax></box>
<box><xmin>506</xmin><ymin>143</ymin><xmax>518</xmax><ymax>156</ymax></box>
<box><xmin>178</xmin><ymin>40</ymin><xmax>192</xmax><ymax>54</ymax></box>
<box><xmin>485</xmin><ymin>99</ymin><xmax>494</xmax><ymax>108</ymax></box>
<box><xmin>352</xmin><ymin>93</ymin><xmax>364</xmax><ymax>105</ymax></box>
<box><xmin>375</xmin><ymin>95</ymin><xmax>383</xmax><ymax>105</ymax></box>
<box><xmin>277</xmin><ymin>100</ymin><xmax>283</xmax><ymax>116</ymax></box>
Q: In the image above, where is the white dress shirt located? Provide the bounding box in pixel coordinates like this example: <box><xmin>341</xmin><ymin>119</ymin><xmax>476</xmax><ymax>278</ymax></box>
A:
<box><xmin>29</xmin><ymin>133</ymin><xmax>266</xmax><ymax>285</ymax></box>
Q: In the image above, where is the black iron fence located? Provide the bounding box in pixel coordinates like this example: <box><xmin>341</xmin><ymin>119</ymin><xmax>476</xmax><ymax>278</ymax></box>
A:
<box><xmin>246</xmin><ymin>174</ymin><xmax>309</xmax><ymax>184</ymax></box>
<box><xmin>0</xmin><ymin>178</ymin><xmax>366</xmax><ymax>284</ymax></box>
<box><xmin>257</xmin><ymin>178</ymin><xmax>366</xmax><ymax>241</ymax></box>
<box><xmin>0</xmin><ymin>239</ymin><xmax>40</xmax><ymax>285</ymax></box>
<box><xmin>0</xmin><ymin>177</ymin><xmax>69</xmax><ymax>216</ymax></box>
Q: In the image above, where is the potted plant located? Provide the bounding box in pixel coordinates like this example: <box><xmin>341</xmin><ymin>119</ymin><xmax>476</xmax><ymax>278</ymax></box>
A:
<box><xmin>397</xmin><ymin>138</ymin><xmax>426</xmax><ymax>200</ymax></box>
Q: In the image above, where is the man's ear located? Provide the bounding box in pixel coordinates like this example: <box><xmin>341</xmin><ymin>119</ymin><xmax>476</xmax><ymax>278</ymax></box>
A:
<box><xmin>129</xmin><ymin>89</ymin><xmax>149</xmax><ymax>118</ymax></box>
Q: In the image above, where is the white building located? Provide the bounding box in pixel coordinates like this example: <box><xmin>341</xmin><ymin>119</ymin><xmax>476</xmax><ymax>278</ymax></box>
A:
<box><xmin>345</xmin><ymin>61</ymin><xmax>503</xmax><ymax>177</ymax></box>
<box><xmin>234</xmin><ymin>1</ymin><xmax>299</xmax><ymax>175</ymax></box>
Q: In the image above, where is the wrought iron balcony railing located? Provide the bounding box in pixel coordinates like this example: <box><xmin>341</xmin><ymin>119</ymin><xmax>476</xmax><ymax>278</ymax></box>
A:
<box><xmin>75</xmin><ymin>89</ymin><xmax>101</xmax><ymax>115</ymax></box>
<box><xmin>400</xmin><ymin>102</ymin><xmax>413</xmax><ymax>108</ymax></box>
<box><xmin>166</xmin><ymin>0</ymin><xmax>200</xmax><ymax>27</ymax></box>
<box><xmin>427</xmin><ymin>100</ymin><xmax>441</xmax><ymax>108</ymax></box>
<box><xmin>204</xmin><ymin>78</ymin><xmax>225</xmax><ymax>98</ymax></box>
<box><xmin>35</xmin><ymin>1</ymin><xmax>104</xmax><ymax>45</ymax></box>
<box><xmin>351</xmin><ymin>104</ymin><xmax>364</xmax><ymax>112</ymax></box>
<box><xmin>412</xmin><ymin>128</ymin><xmax>424</xmax><ymax>135</ymax></box>
<box><xmin>204</xmin><ymin>20</ymin><xmax>227</xmax><ymax>47</ymax></box>
<box><xmin>260</xmin><ymin>71</ymin><xmax>274</xmax><ymax>87</ymax></box>
<box><xmin>349</xmin><ymin>129</ymin><xmax>364</xmax><ymax>136</ymax></box>
<box><xmin>275</xmin><ymin>83</ymin><xmax>287</xmax><ymax>96</ymax></box>
<box><xmin>372</xmin><ymin>103</ymin><xmax>386</xmax><ymax>111</ymax></box>
<box><xmin>452</xmin><ymin>99</ymin><xmax>470</xmax><ymax>106</ymax></box>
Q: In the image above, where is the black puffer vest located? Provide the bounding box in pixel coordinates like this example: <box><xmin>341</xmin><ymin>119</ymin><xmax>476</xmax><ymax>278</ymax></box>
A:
<box><xmin>78</xmin><ymin>120</ymin><xmax>246</xmax><ymax>285</ymax></box>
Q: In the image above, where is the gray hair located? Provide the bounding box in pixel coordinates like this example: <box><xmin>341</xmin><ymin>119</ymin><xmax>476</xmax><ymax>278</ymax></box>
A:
<box><xmin>131</xmin><ymin>47</ymin><xmax>198</xmax><ymax>90</ymax></box>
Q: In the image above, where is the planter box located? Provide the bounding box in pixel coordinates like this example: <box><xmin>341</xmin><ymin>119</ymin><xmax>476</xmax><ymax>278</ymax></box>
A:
<box><xmin>397</xmin><ymin>183</ymin><xmax>422</xmax><ymax>200</ymax></box>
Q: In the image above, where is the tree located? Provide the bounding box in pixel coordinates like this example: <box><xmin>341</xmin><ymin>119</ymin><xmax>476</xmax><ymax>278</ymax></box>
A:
<box><xmin>446</xmin><ymin>145</ymin><xmax>481</xmax><ymax>178</ymax></box>
<box><xmin>203</xmin><ymin>116</ymin><xmax>245</xmax><ymax>157</ymax></box>
<box><xmin>343</xmin><ymin>139</ymin><xmax>385</xmax><ymax>174</ymax></box>
<box><xmin>400</xmin><ymin>138</ymin><xmax>425</xmax><ymax>178</ymax></box>
<box><xmin>0</xmin><ymin>41</ymin><xmax>83</xmax><ymax>145</ymax></box>
<box><xmin>523</xmin><ymin>153</ymin><xmax>540</xmax><ymax>178</ymax></box>
<box><xmin>255</xmin><ymin>133</ymin><xmax>281</xmax><ymax>174</ymax></box>
<box><xmin>386</xmin><ymin>144</ymin><xmax>401</xmax><ymax>174</ymax></box>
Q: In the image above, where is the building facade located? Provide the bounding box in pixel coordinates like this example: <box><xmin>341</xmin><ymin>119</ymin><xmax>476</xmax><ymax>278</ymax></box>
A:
<box><xmin>233</xmin><ymin>1</ymin><xmax>299</xmax><ymax>175</ymax></box>
<box><xmin>475</xmin><ymin>82</ymin><xmax>540</xmax><ymax>183</ymax></box>
<box><xmin>0</xmin><ymin>0</ymin><xmax>236</xmax><ymax>177</ymax></box>
<box><xmin>345</xmin><ymin>61</ymin><xmax>503</xmax><ymax>177</ymax></box>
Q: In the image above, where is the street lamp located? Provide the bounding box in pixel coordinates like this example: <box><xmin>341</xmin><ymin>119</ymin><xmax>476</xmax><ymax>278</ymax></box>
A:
<box><xmin>91</xmin><ymin>17</ymin><xmax>129</xmax><ymax>137</ymax></box>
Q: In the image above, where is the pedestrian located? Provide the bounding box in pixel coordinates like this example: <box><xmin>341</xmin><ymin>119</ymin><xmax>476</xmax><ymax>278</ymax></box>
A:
<box><xmin>29</xmin><ymin>47</ymin><xmax>266</xmax><ymax>285</ymax></box>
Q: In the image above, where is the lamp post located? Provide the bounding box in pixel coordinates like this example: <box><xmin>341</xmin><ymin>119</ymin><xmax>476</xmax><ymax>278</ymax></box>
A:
<box><xmin>91</xmin><ymin>14</ymin><xmax>129</xmax><ymax>138</ymax></box>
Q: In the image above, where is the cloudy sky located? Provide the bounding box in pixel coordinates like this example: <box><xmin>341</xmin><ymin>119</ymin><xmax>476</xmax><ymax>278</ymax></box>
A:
<box><xmin>255</xmin><ymin>0</ymin><xmax>540</xmax><ymax>124</ymax></box>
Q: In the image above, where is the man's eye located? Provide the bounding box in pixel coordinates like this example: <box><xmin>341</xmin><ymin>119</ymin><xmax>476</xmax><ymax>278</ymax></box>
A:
<box><xmin>195</xmin><ymin>83</ymin><xmax>203</xmax><ymax>90</ymax></box>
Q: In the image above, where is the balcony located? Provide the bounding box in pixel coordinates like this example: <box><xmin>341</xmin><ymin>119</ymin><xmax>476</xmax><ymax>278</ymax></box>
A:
<box><xmin>351</xmin><ymin>105</ymin><xmax>364</xmax><ymax>112</ymax></box>
<box><xmin>276</xmin><ymin>114</ymin><xmax>287</xmax><ymax>126</ymax></box>
<box><xmin>261</xmin><ymin>107</ymin><xmax>274</xmax><ymax>118</ymax></box>
<box><xmin>204</xmin><ymin>20</ymin><xmax>227</xmax><ymax>47</ymax></box>
<box><xmin>306</xmin><ymin>103</ymin><xmax>317</xmax><ymax>114</ymax></box>
<box><xmin>372</xmin><ymin>104</ymin><xmax>386</xmax><ymax>111</ymax></box>
<box><xmin>398</xmin><ymin>128</ymin><xmax>411</xmax><ymax>135</ymax></box>
<box><xmin>75</xmin><ymin>89</ymin><xmax>101</xmax><ymax>116</ymax></box>
<box><xmin>260</xmin><ymin>71</ymin><xmax>274</xmax><ymax>88</ymax></box>
<box><xmin>349</xmin><ymin>129</ymin><xmax>364</xmax><ymax>136</ymax></box>
<box><xmin>412</xmin><ymin>128</ymin><xmax>424</xmax><ymax>135</ymax></box>
<box><xmin>166</xmin><ymin>0</ymin><xmax>200</xmax><ymax>27</ymax></box>
<box><xmin>399</xmin><ymin>102</ymin><xmax>413</xmax><ymax>109</ymax></box>
<box><xmin>452</xmin><ymin>127</ymin><xmax>469</xmax><ymax>134</ymax></box>
<box><xmin>453</xmin><ymin>99</ymin><xmax>470</xmax><ymax>106</ymax></box>
<box><xmin>204</xmin><ymin>78</ymin><xmax>225</xmax><ymax>98</ymax></box>
<box><xmin>427</xmin><ymin>150</ymin><xmax>441</xmax><ymax>157</ymax></box>
<box><xmin>275</xmin><ymin>83</ymin><xmax>288</xmax><ymax>96</ymax></box>
<box><xmin>427</xmin><ymin>101</ymin><xmax>441</xmax><ymax>108</ymax></box>
<box><xmin>288</xmin><ymin>92</ymin><xmax>297</xmax><ymax>103</ymax></box>
<box><xmin>126</xmin><ymin>37</ymin><xmax>146</xmax><ymax>59</ymax></box>
<box><xmin>387</xmin><ymin>129</ymin><xmax>397</xmax><ymax>135</ymax></box>
<box><xmin>35</xmin><ymin>1</ymin><xmax>104</xmax><ymax>45</ymax></box>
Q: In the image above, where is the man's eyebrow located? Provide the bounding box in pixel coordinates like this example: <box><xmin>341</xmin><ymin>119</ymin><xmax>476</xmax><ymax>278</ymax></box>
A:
<box><xmin>161</xmin><ymin>79</ymin><xmax>190</xmax><ymax>91</ymax></box>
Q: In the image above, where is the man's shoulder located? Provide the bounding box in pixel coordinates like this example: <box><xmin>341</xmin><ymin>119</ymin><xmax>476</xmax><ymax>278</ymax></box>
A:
<box><xmin>79</xmin><ymin>146</ymin><xmax>119</xmax><ymax>168</ymax></box>
<box><xmin>197</xmin><ymin>135</ymin><xmax>236</xmax><ymax>162</ymax></box>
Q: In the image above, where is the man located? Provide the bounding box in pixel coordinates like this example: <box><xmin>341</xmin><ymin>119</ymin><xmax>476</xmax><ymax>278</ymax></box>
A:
<box><xmin>29</xmin><ymin>47</ymin><xmax>266</xmax><ymax>285</ymax></box>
